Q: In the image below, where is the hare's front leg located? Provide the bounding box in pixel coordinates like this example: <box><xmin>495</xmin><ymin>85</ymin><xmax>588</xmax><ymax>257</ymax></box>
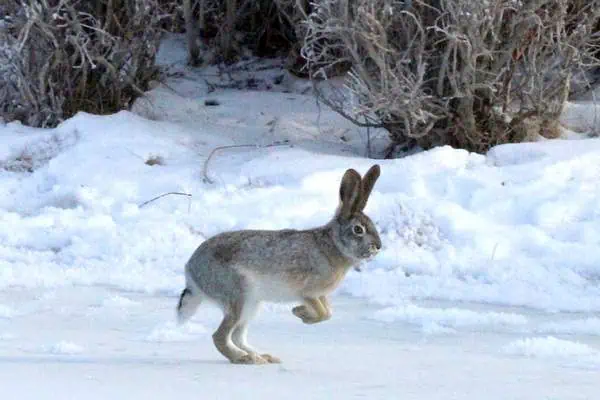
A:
<box><xmin>293</xmin><ymin>296</ymin><xmax>332</xmax><ymax>324</ymax></box>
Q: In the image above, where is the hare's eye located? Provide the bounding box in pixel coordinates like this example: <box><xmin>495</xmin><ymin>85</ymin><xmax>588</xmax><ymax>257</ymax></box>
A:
<box><xmin>353</xmin><ymin>225</ymin><xmax>365</xmax><ymax>235</ymax></box>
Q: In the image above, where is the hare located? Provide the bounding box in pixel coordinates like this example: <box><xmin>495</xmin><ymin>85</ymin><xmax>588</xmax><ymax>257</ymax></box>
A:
<box><xmin>177</xmin><ymin>165</ymin><xmax>382</xmax><ymax>364</ymax></box>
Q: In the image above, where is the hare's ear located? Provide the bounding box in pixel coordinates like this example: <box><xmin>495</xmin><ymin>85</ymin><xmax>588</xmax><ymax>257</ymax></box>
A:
<box><xmin>356</xmin><ymin>164</ymin><xmax>380</xmax><ymax>211</ymax></box>
<box><xmin>338</xmin><ymin>168</ymin><xmax>362</xmax><ymax>220</ymax></box>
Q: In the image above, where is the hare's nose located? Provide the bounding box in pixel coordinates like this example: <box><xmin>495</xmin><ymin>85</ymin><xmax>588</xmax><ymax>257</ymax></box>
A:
<box><xmin>374</xmin><ymin>238</ymin><xmax>382</xmax><ymax>250</ymax></box>
<box><xmin>369</xmin><ymin>243</ymin><xmax>381</xmax><ymax>253</ymax></box>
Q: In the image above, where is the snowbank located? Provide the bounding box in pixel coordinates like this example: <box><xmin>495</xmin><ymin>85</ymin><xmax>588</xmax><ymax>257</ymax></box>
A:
<box><xmin>2</xmin><ymin>108</ymin><xmax>600</xmax><ymax>313</ymax></box>
<box><xmin>503</xmin><ymin>336</ymin><xmax>600</xmax><ymax>369</ymax></box>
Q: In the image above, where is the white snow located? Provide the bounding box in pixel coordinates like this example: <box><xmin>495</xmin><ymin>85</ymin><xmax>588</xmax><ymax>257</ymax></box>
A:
<box><xmin>1</xmin><ymin>33</ymin><xmax>600</xmax><ymax>398</ymax></box>
<box><xmin>101</xmin><ymin>294</ymin><xmax>142</xmax><ymax>309</ymax></box>
<box><xmin>145</xmin><ymin>321</ymin><xmax>207</xmax><ymax>343</ymax></box>
<box><xmin>503</xmin><ymin>336</ymin><xmax>600</xmax><ymax>370</ymax></box>
<box><xmin>503</xmin><ymin>336</ymin><xmax>598</xmax><ymax>358</ymax></box>
<box><xmin>0</xmin><ymin>332</ymin><xmax>15</xmax><ymax>340</ymax></box>
<box><xmin>40</xmin><ymin>341</ymin><xmax>86</xmax><ymax>356</ymax></box>
<box><xmin>538</xmin><ymin>318</ymin><xmax>600</xmax><ymax>336</ymax></box>
<box><xmin>371</xmin><ymin>303</ymin><xmax>529</xmax><ymax>333</ymax></box>
<box><xmin>0</xmin><ymin>304</ymin><xmax>15</xmax><ymax>318</ymax></box>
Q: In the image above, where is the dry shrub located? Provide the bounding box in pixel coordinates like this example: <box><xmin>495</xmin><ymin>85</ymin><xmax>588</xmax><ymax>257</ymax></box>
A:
<box><xmin>184</xmin><ymin>0</ymin><xmax>306</xmax><ymax>65</ymax></box>
<box><xmin>303</xmin><ymin>0</ymin><xmax>600</xmax><ymax>154</ymax></box>
<box><xmin>0</xmin><ymin>0</ymin><xmax>166</xmax><ymax>128</ymax></box>
<box><xmin>157</xmin><ymin>0</ymin><xmax>187</xmax><ymax>32</ymax></box>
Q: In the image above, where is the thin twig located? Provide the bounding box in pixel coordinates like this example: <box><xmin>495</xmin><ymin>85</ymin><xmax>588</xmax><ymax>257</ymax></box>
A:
<box><xmin>203</xmin><ymin>143</ymin><xmax>292</xmax><ymax>184</ymax></box>
<box><xmin>138</xmin><ymin>192</ymin><xmax>192</xmax><ymax>209</ymax></box>
<box><xmin>366</xmin><ymin>116</ymin><xmax>371</xmax><ymax>158</ymax></box>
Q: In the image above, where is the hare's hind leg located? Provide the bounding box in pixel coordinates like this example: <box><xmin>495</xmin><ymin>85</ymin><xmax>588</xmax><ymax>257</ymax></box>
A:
<box><xmin>177</xmin><ymin>288</ymin><xmax>203</xmax><ymax>325</ymax></box>
<box><xmin>213</xmin><ymin>299</ymin><xmax>269</xmax><ymax>365</ymax></box>
<box><xmin>231</xmin><ymin>301</ymin><xmax>281</xmax><ymax>364</ymax></box>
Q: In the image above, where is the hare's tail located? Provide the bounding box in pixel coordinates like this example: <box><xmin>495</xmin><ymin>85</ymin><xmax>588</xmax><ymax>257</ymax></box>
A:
<box><xmin>176</xmin><ymin>287</ymin><xmax>203</xmax><ymax>325</ymax></box>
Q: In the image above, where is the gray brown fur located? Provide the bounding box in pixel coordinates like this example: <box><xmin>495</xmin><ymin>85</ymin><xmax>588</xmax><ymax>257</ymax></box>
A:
<box><xmin>177</xmin><ymin>165</ymin><xmax>382</xmax><ymax>364</ymax></box>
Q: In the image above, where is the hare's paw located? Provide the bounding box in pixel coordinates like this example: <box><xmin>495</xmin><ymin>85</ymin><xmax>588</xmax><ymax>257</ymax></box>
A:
<box><xmin>261</xmin><ymin>353</ymin><xmax>281</xmax><ymax>364</ymax></box>
<box><xmin>292</xmin><ymin>305</ymin><xmax>319</xmax><ymax>324</ymax></box>
<box><xmin>293</xmin><ymin>301</ymin><xmax>332</xmax><ymax>324</ymax></box>
<box><xmin>232</xmin><ymin>352</ymin><xmax>268</xmax><ymax>365</ymax></box>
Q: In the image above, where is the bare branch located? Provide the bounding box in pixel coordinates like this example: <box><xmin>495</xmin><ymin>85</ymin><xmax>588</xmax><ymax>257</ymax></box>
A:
<box><xmin>302</xmin><ymin>0</ymin><xmax>600</xmax><ymax>152</ymax></box>
<box><xmin>1</xmin><ymin>0</ymin><xmax>165</xmax><ymax>128</ymax></box>
<box><xmin>139</xmin><ymin>192</ymin><xmax>193</xmax><ymax>209</ymax></box>
<box><xmin>202</xmin><ymin>143</ymin><xmax>292</xmax><ymax>184</ymax></box>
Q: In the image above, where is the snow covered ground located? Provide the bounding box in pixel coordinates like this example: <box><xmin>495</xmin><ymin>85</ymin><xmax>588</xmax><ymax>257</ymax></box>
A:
<box><xmin>1</xmin><ymin>34</ymin><xmax>600</xmax><ymax>399</ymax></box>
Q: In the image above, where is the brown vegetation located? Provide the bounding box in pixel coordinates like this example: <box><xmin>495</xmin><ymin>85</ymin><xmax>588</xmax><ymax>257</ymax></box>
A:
<box><xmin>2</xmin><ymin>0</ymin><xmax>598</xmax><ymax>154</ymax></box>
<box><xmin>0</xmin><ymin>0</ymin><xmax>164</xmax><ymax>128</ymax></box>
<box><xmin>301</xmin><ymin>0</ymin><xmax>600</xmax><ymax>153</ymax></box>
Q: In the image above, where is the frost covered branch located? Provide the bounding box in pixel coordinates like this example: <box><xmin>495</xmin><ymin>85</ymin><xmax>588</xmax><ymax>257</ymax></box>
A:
<box><xmin>302</xmin><ymin>0</ymin><xmax>600</xmax><ymax>152</ymax></box>
<box><xmin>0</xmin><ymin>0</ymin><xmax>166</xmax><ymax>128</ymax></box>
